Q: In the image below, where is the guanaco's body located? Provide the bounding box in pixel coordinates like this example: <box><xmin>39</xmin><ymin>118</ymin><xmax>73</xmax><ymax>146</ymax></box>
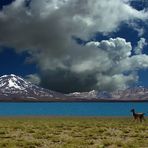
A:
<box><xmin>131</xmin><ymin>109</ymin><xmax>145</xmax><ymax>122</ymax></box>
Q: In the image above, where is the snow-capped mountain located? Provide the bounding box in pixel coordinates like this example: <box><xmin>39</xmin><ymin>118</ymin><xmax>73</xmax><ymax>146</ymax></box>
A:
<box><xmin>66</xmin><ymin>90</ymin><xmax>98</xmax><ymax>100</ymax></box>
<box><xmin>66</xmin><ymin>90</ymin><xmax>112</xmax><ymax>100</ymax></box>
<box><xmin>0</xmin><ymin>74</ymin><xmax>65</xmax><ymax>101</ymax></box>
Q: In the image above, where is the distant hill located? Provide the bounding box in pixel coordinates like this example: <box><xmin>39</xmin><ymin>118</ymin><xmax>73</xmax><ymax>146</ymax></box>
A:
<box><xmin>67</xmin><ymin>87</ymin><xmax>148</xmax><ymax>101</ymax></box>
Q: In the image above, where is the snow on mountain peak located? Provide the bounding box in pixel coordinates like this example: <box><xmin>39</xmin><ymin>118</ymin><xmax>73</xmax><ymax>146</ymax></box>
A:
<box><xmin>8</xmin><ymin>79</ymin><xmax>20</xmax><ymax>89</ymax></box>
<box><xmin>10</xmin><ymin>74</ymin><xmax>16</xmax><ymax>77</ymax></box>
<box><xmin>0</xmin><ymin>74</ymin><xmax>29</xmax><ymax>90</ymax></box>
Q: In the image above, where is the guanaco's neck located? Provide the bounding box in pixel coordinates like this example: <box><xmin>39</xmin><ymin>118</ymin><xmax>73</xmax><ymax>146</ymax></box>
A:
<box><xmin>132</xmin><ymin>110</ymin><xmax>136</xmax><ymax>116</ymax></box>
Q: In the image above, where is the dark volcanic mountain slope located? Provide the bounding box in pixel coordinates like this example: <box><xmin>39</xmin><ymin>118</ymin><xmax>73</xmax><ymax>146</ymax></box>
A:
<box><xmin>0</xmin><ymin>74</ymin><xmax>65</xmax><ymax>101</ymax></box>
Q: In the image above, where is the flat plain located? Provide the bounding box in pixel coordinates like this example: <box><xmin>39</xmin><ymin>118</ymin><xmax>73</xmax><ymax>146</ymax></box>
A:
<box><xmin>0</xmin><ymin>117</ymin><xmax>147</xmax><ymax>148</ymax></box>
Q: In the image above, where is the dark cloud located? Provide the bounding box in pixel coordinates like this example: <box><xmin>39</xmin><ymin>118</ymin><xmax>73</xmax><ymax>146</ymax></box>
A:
<box><xmin>40</xmin><ymin>69</ymin><xmax>98</xmax><ymax>93</ymax></box>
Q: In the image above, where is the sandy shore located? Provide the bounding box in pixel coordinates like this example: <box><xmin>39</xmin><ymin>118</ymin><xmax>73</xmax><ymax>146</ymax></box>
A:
<box><xmin>0</xmin><ymin>115</ymin><xmax>134</xmax><ymax>119</ymax></box>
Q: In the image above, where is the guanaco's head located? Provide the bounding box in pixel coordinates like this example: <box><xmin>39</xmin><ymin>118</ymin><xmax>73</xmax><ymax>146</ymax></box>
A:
<box><xmin>130</xmin><ymin>109</ymin><xmax>135</xmax><ymax>112</ymax></box>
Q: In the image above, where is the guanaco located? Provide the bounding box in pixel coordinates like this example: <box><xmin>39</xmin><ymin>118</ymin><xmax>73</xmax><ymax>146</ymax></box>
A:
<box><xmin>131</xmin><ymin>109</ymin><xmax>145</xmax><ymax>122</ymax></box>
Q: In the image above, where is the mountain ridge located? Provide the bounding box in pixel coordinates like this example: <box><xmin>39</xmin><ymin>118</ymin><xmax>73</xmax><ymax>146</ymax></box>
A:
<box><xmin>0</xmin><ymin>74</ymin><xmax>148</xmax><ymax>102</ymax></box>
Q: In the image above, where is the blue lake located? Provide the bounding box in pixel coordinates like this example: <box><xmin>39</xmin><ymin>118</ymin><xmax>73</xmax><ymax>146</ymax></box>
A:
<box><xmin>0</xmin><ymin>102</ymin><xmax>147</xmax><ymax>116</ymax></box>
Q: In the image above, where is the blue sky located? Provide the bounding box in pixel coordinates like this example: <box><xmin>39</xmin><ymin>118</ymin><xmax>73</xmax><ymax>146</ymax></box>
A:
<box><xmin>0</xmin><ymin>0</ymin><xmax>148</xmax><ymax>93</ymax></box>
<box><xmin>0</xmin><ymin>47</ymin><xmax>37</xmax><ymax>76</ymax></box>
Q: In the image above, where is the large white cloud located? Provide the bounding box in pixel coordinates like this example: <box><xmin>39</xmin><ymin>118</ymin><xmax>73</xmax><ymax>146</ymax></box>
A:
<box><xmin>134</xmin><ymin>38</ymin><xmax>147</xmax><ymax>54</ymax></box>
<box><xmin>0</xmin><ymin>0</ymin><xmax>148</xmax><ymax>49</ymax></box>
<box><xmin>0</xmin><ymin>0</ymin><xmax>148</xmax><ymax>92</ymax></box>
<box><xmin>82</xmin><ymin>38</ymin><xmax>148</xmax><ymax>91</ymax></box>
